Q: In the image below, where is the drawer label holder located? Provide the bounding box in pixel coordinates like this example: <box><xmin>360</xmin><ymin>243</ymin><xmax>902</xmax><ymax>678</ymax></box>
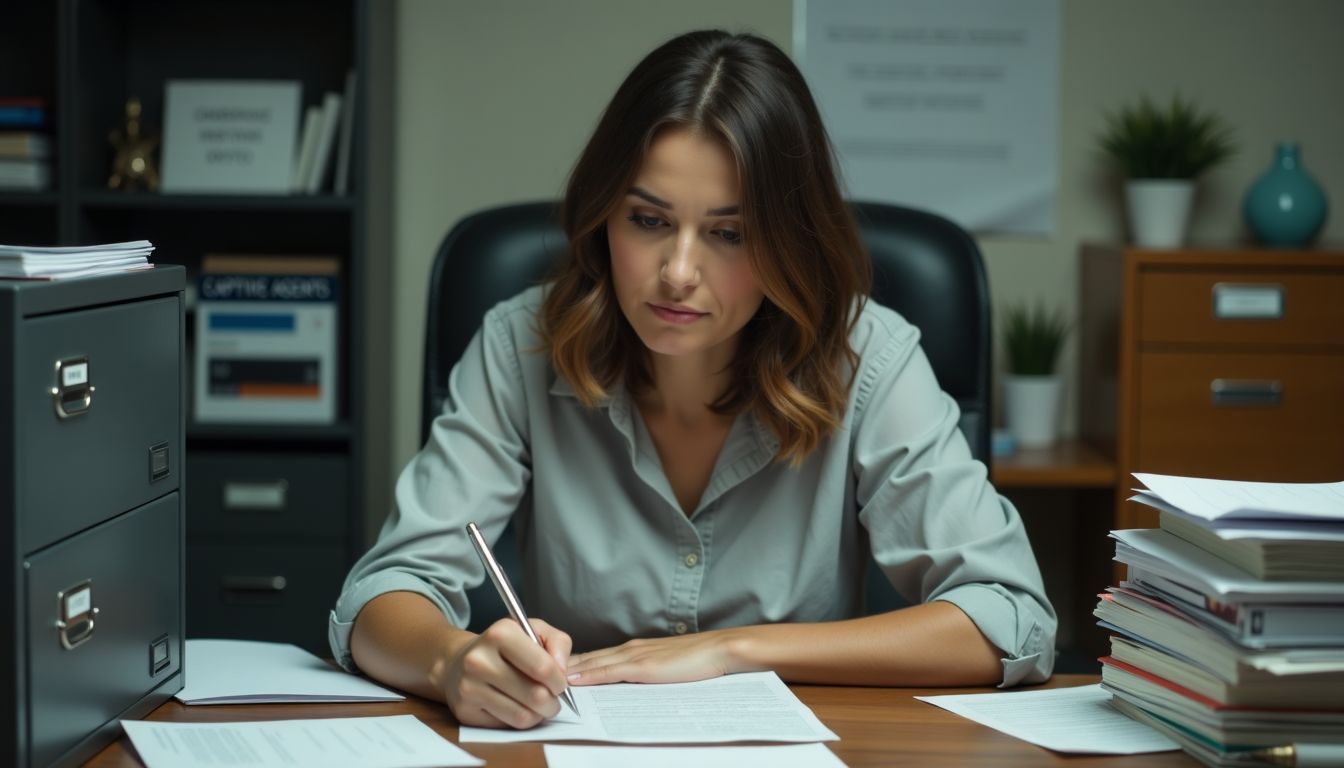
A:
<box><xmin>1212</xmin><ymin>283</ymin><xmax>1284</xmax><ymax>320</ymax></box>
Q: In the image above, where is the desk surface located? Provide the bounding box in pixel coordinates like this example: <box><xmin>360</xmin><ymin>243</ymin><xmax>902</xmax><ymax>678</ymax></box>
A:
<box><xmin>86</xmin><ymin>674</ymin><xmax>1197</xmax><ymax>767</ymax></box>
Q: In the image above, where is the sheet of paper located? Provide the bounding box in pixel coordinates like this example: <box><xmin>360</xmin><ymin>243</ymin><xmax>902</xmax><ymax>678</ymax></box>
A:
<box><xmin>544</xmin><ymin>743</ymin><xmax>847</xmax><ymax>768</ymax></box>
<box><xmin>176</xmin><ymin>638</ymin><xmax>403</xmax><ymax>704</ymax></box>
<box><xmin>460</xmin><ymin>671</ymin><xmax>838</xmax><ymax>744</ymax></box>
<box><xmin>916</xmin><ymin>684</ymin><xmax>1178</xmax><ymax>754</ymax></box>
<box><xmin>1134</xmin><ymin>473</ymin><xmax>1344</xmax><ymax>522</ymax></box>
<box><xmin>121</xmin><ymin>715</ymin><xmax>482</xmax><ymax>768</ymax></box>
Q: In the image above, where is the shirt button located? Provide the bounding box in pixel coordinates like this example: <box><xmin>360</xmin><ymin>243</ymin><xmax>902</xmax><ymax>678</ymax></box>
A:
<box><xmin>673</xmin><ymin>621</ymin><xmax>688</xmax><ymax>635</ymax></box>
<box><xmin>684</xmin><ymin>553</ymin><xmax>699</xmax><ymax>567</ymax></box>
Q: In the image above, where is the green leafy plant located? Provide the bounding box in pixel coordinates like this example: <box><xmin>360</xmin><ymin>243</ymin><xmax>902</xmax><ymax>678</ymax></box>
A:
<box><xmin>1098</xmin><ymin>95</ymin><xmax>1235</xmax><ymax>179</ymax></box>
<box><xmin>1003</xmin><ymin>302</ymin><xmax>1070</xmax><ymax>376</ymax></box>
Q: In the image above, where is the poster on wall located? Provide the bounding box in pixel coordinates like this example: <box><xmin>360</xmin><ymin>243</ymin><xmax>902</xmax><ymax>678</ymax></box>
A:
<box><xmin>796</xmin><ymin>0</ymin><xmax>1060</xmax><ymax>236</ymax></box>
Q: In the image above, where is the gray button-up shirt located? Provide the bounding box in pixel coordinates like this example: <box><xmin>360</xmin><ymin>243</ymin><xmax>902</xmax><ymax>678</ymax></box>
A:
<box><xmin>330</xmin><ymin>286</ymin><xmax>1056</xmax><ymax>685</ymax></box>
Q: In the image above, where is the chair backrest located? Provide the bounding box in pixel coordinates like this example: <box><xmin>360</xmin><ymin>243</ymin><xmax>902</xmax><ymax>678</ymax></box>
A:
<box><xmin>422</xmin><ymin>200</ymin><xmax>992</xmax><ymax>627</ymax></box>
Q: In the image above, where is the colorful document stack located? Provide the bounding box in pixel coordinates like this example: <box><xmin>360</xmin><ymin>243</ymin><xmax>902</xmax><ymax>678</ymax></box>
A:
<box><xmin>1095</xmin><ymin>473</ymin><xmax>1344</xmax><ymax>767</ymax></box>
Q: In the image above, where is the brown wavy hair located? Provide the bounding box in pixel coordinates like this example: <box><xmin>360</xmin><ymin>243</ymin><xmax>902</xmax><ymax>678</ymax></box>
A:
<box><xmin>540</xmin><ymin>30</ymin><xmax>870</xmax><ymax>465</ymax></box>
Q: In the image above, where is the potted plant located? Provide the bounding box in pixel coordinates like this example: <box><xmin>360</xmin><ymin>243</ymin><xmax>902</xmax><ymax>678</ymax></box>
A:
<box><xmin>1002</xmin><ymin>302</ymin><xmax>1071</xmax><ymax>448</ymax></box>
<box><xmin>1098</xmin><ymin>95</ymin><xmax>1235</xmax><ymax>248</ymax></box>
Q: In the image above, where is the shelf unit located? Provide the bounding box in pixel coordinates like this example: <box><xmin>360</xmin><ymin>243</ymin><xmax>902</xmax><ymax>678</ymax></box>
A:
<box><xmin>1</xmin><ymin>0</ymin><xmax>368</xmax><ymax>654</ymax></box>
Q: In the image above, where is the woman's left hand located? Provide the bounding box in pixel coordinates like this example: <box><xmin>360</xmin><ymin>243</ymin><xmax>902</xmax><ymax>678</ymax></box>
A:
<box><xmin>566</xmin><ymin>629</ymin><xmax>748</xmax><ymax>686</ymax></box>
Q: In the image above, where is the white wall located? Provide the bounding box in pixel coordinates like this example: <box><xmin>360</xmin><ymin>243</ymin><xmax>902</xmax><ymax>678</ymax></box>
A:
<box><xmin>372</xmin><ymin>0</ymin><xmax>1344</xmax><ymax>534</ymax></box>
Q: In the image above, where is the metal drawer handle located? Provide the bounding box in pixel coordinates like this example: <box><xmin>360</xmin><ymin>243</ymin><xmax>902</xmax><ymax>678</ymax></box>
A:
<box><xmin>222</xmin><ymin>480</ymin><xmax>289</xmax><ymax>511</ymax></box>
<box><xmin>1210</xmin><ymin>379</ymin><xmax>1282</xmax><ymax>407</ymax></box>
<box><xmin>51</xmin><ymin>357</ymin><xmax>95</xmax><ymax>419</ymax></box>
<box><xmin>55</xmin><ymin>579</ymin><xmax>99</xmax><ymax>650</ymax></box>
<box><xmin>221</xmin><ymin>575</ymin><xmax>288</xmax><ymax>592</ymax></box>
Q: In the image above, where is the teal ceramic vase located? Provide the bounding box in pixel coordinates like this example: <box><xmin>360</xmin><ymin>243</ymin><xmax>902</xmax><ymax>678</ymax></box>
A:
<box><xmin>1243</xmin><ymin>142</ymin><xmax>1328</xmax><ymax>247</ymax></box>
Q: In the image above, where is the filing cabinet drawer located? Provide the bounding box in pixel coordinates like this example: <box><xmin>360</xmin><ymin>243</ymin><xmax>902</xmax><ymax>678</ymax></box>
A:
<box><xmin>1135</xmin><ymin>351</ymin><xmax>1344</xmax><ymax>480</ymax></box>
<box><xmin>1138</xmin><ymin>270</ymin><xmax>1344</xmax><ymax>346</ymax></box>
<box><xmin>25</xmin><ymin>493</ymin><xmax>182</xmax><ymax>768</ymax></box>
<box><xmin>18</xmin><ymin>295</ymin><xmax>180</xmax><ymax>551</ymax></box>
<box><xmin>187</xmin><ymin>452</ymin><xmax>347</xmax><ymax>542</ymax></box>
<box><xmin>186</xmin><ymin>543</ymin><xmax>345</xmax><ymax>654</ymax></box>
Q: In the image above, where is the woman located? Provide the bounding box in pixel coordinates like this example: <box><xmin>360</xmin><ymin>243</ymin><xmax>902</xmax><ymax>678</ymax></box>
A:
<box><xmin>331</xmin><ymin>29</ymin><xmax>1055</xmax><ymax>729</ymax></box>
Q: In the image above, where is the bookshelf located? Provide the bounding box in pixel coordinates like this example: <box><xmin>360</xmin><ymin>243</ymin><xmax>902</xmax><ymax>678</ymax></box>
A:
<box><xmin>0</xmin><ymin>0</ymin><xmax>369</xmax><ymax>654</ymax></box>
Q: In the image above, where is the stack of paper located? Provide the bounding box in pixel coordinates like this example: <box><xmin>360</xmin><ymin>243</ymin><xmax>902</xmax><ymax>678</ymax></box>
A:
<box><xmin>0</xmin><ymin>240</ymin><xmax>154</xmax><ymax>280</ymax></box>
<box><xmin>1133</xmin><ymin>473</ymin><xmax>1344</xmax><ymax>580</ymax></box>
<box><xmin>1097</xmin><ymin>473</ymin><xmax>1344</xmax><ymax>767</ymax></box>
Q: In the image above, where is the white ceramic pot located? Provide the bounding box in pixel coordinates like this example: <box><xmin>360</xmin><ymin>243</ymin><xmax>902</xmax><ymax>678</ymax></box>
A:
<box><xmin>1003</xmin><ymin>374</ymin><xmax>1062</xmax><ymax>449</ymax></box>
<box><xmin>1125</xmin><ymin>179</ymin><xmax>1195</xmax><ymax>248</ymax></box>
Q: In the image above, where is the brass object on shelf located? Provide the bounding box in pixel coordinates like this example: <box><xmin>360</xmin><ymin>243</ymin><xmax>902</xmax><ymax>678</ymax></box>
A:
<box><xmin>108</xmin><ymin>98</ymin><xmax>159</xmax><ymax>191</ymax></box>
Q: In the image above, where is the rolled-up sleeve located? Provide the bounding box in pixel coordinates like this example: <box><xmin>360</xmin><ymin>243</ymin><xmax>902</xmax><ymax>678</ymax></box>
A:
<box><xmin>851</xmin><ymin>318</ymin><xmax>1057</xmax><ymax>686</ymax></box>
<box><xmin>328</xmin><ymin>305</ymin><xmax>532</xmax><ymax>672</ymax></box>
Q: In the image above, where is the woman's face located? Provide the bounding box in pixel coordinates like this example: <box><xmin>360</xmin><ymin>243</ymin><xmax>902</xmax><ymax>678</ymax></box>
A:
<box><xmin>607</xmin><ymin>128</ymin><xmax>765</xmax><ymax>367</ymax></box>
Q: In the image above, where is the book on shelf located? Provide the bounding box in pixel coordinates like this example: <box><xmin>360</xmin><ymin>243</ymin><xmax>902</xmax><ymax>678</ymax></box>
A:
<box><xmin>333</xmin><ymin>68</ymin><xmax>356</xmax><ymax>195</ymax></box>
<box><xmin>305</xmin><ymin>91</ymin><xmax>342</xmax><ymax>193</ymax></box>
<box><xmin>0</xmin><ymin>98</ymin><xmax>47</xmax><ymax>128</ymax></box>
<box><xmin>0</xmin><ymin>131</ymin><xmax>52</xmax><ymax>158</ymax></box>
<box><xmin>290</xmin><ymin>105</ymin><xmax>322</xmax><ymax>192</ymax></box>
<box><xmin>0</xmin><ymin>158</ymin><xmax>50</xmax><ymax>190</ymax></box>
<box><xmin>194</xmin><ymin>255</ymin><xmax>339</xmax><ymax>425</ymax></box>
<box><xmin>0</xmin><ymin>241</ymin><xmax>155</xmax><ymax>280</ymax></box>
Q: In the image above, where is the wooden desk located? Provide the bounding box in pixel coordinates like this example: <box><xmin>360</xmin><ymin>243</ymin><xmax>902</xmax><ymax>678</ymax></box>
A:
<box><xmin>85</xmin><ymin>675</ymin><xmax>1197</xmax><ymax>767</ymax></box>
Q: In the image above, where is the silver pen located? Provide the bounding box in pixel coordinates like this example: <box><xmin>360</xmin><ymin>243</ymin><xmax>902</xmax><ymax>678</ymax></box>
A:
<box><xmin>465</xmin><ymin>522</ymin><xmax>580</xmax><ymax>716</ymax></box>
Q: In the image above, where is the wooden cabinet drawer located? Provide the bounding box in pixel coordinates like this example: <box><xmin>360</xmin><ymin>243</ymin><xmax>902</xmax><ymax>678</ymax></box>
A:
<box><xmin>1134</xmin><ymin>351</ymin><xmax>1344</xmax><ymax>481</ymax></box>
<box><xmin>1138</xmin><ymin>270</ymin><xmax>1344</xmax><ymax>346</ymax></box>
<box><xmin>187</xmin><ymin>452</ymin><xmax>347</xmax><ymax>543</ymax></box>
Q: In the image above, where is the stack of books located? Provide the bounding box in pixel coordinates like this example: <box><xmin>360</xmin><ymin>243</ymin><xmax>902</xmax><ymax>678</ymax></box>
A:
<box><xmin>0</xmin><ymin>241</ymin><xmax>155</xmax><ymax>280</ymax></box>
<box><xmin>1096</xmin><ymin>473</ymin><xmax>1344</xmax><ymax>767</ymax></box>
<box><xmin>0</xmin><ymin>98</ymin><xmax>51</xmax><ymax>191</ymax></box>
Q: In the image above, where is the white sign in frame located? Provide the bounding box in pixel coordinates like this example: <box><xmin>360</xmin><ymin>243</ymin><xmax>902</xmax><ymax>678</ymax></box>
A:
<box><xmin>160</xmin><ymin>80</ymin><xmax>301</xmax><ymax>194</ymax></box>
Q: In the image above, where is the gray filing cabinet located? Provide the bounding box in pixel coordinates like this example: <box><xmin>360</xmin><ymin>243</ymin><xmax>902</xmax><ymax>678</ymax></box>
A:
<box><xmin>0</xmin><ymin>267</ymin><xmax>185</xmax><ymax>768</ymax></box>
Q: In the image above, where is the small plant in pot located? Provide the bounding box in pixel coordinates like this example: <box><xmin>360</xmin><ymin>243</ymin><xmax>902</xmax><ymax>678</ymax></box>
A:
<box><xmin>1098</xmin><ymin>94</ymin><xmax>1235</xmax><ymax>248</ymax></box>
<box><xmin>1002</xmin><ymin>302</ymin><xmax>1070</xmax><ymax>448</ymax></box>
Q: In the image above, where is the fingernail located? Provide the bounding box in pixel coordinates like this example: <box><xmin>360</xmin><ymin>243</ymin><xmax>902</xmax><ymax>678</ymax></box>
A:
<box><xmin>567</xmin><ymin>672</ymin><xmax>581</xmax><ymax>681</ymax></box>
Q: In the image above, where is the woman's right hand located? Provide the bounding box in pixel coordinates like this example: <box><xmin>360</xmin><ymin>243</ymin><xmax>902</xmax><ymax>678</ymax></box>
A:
<box><xmin>441</xmin><ymin>617</ymin><xmax>574</xmax><ymax>728</ymax></box>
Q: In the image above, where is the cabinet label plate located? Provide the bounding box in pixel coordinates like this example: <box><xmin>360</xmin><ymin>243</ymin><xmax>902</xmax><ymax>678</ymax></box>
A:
<box><xmin>1213</xmin><ymin>283</ymin><xmax>1284</xmax><ymax>319</ymax></box>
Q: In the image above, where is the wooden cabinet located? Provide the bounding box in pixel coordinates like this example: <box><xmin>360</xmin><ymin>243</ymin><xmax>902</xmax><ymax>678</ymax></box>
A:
<box><xmin>1080</xmin><ymin>245</ymin><xmax>1344</xmax><ymax>532</ymax></box>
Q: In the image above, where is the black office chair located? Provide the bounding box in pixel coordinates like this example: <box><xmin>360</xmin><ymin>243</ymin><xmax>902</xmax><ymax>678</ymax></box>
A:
<box><xmin>422</xmin><ymin>201</ymin><xmax>991</xmax><ymax>630</ymax></box>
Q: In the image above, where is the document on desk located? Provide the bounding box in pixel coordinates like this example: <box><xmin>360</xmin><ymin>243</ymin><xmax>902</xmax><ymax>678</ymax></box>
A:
<box><xmin>176</xmin><ymin>638</ymin><xmax>403</xmax><ymax>704</ymax></box>
<box><xmin>544</xmin><ymin>743</ymin><xmax>847</xmax><ymax>768</ymax></box>
<box><xmin>121</xmin><ymin>715</ymin><xmax>483</xmax><ymax>768</ymax></box>
<box><xmin>459</xmin><ymin>671</ymin><xmax>838</xmax><ymax>744</ymax></box>
<box><xmin>917</xmin><ymin>684</ymin><xmax>1180</xmax><ymax>754</ymax></box>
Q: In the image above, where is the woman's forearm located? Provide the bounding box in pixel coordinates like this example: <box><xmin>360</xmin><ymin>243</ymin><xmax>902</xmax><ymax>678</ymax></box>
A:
<box><xmin>349</xmin><ymin>591</ymin><xmax>475</xmax><ymax>702</ymax></box>
<box><xmin>725</xmin><ymin>601</ymin><xmax>1003</xmax><ymax>686</ymax></box>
